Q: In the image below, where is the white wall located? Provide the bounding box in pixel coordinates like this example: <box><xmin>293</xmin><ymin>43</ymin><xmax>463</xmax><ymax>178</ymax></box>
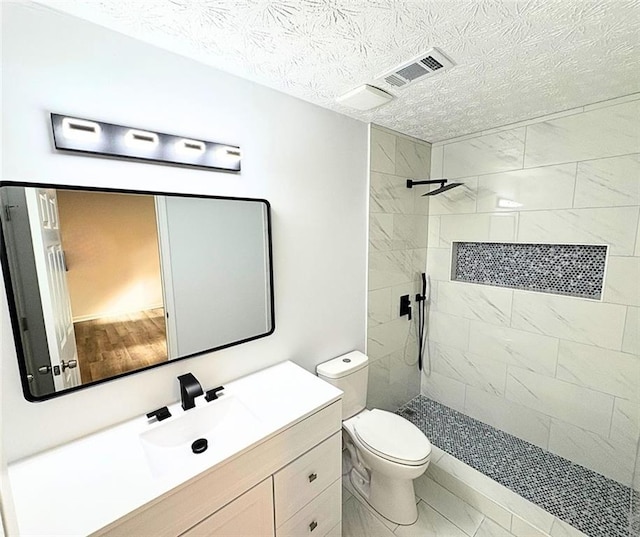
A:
<box><xmin>424</xmin><ymin>94</ymin><xmax>640</xmax><ymax>486</ymax></box>
<box><xmin>1</xmin><ymin>0</ymin><xmax>367</xmax><ymax>472</ymax></box>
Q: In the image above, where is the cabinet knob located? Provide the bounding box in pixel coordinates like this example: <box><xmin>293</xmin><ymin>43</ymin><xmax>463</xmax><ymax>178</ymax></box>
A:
<box><xmin>308</xmin><ymin>472</ymin><xmax>317</xmax><ymax>483</ymax></box>
<box><xmin>309</xmin><ymin>520</ymin><xmax>318</xmax><ymax>532</ymax></box>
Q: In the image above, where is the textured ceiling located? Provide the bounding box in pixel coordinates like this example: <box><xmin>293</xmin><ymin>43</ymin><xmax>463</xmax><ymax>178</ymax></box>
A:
<box><xmin>35</xmin><ymin>0</ymin><xmax>640</xmax><ymax>142</ymax></box>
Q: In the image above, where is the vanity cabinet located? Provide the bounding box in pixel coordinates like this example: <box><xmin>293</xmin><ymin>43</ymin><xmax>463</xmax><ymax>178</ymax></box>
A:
<box><xmin>182</xmin><ymin>478</ymin><xmax>275</xmax><ymax>537</ymax></box>
<box><xmin>92</xmin><ymin>400</ymin><xmax>342</xmax><ymax>537</ymax></box>
<box><xmin>274</xmin><ymin>433</ymin><xmax>342</xmax><ymax>536</ymax></box>
<box><xmin>9</xmin><ymin>361</ymin><xmax>343</xmax><ymax>537</ymax></box>
<box><xmin>183</xmin><ymin>433</ymin><xmax>342</xmax><ymax>537</ymax></box>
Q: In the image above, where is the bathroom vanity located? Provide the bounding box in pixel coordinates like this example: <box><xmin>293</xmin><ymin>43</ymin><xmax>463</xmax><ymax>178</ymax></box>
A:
<box><xmin>8</xmin><ymin>361</ymin><xmax>343</xmax><ymax>536</ymax></box>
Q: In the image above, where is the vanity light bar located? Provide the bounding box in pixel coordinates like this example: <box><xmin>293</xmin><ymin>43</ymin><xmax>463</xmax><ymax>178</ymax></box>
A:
<box><xmin>50</xmin><ymin>114</ymin><xmax>241</xmax><ymax>172</ymax></box>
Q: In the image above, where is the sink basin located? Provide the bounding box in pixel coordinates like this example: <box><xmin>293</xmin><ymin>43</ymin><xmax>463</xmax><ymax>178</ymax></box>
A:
<box><xmin>140</xmin><ymin>395</ymin><xmax>262</xmax><ymax>478</ymax></box>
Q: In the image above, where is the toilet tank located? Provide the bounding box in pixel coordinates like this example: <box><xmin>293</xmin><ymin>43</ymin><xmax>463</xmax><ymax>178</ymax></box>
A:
<box><xmin>316</xmin><ymin>351</ymin><xmax>368</xmax><ymax>420</ymax></box>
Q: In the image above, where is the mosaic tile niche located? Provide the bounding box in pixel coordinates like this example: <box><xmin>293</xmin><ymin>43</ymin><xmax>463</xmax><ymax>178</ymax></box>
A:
<box><xmin>452</xmin><ymin>242</ymin><xmax>608</xmax><ymax>299</ymax></box>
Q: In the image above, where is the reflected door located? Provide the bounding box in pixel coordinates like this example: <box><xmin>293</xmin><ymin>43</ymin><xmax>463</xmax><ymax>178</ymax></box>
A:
<box><xmin>156</xmin><ymin>196</ymin><xmax>271</xmax><ymax>358</ymax></box>
<box><xmin>26</xmin><ymin>188</ymin><xmax>80</xmax><ymax>390</ymax></box>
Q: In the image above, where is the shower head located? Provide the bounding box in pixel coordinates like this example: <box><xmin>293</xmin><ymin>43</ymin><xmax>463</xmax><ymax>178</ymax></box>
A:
<box><xmin>422</xmin><ymin>182</ymin><xmax>463</xmax><ymax>196</ymax></box>
<box><xmin>406</xmin><ymin>178</ymin><xmax>464</xmax><ymax>196</ymax></box>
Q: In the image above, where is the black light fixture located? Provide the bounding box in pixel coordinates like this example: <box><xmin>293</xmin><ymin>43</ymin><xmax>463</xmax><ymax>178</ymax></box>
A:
<box><xmin>50</xmin><ymin>114</ymin><xmax>241</xmax><ymax>172</ymax></box>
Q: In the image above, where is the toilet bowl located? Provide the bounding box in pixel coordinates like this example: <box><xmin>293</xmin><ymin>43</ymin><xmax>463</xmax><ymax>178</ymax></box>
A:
<box><xmin>316</xmin><ymin>351</ymin><xmax>431</xmax><ymax>525</ymax></box>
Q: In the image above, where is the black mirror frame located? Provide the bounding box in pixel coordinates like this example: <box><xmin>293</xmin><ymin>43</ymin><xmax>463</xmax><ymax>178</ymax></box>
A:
<box><xmin>0</xmin><ymin>181</ymin><xmax>275</xmax><ymax>402</ymax></box>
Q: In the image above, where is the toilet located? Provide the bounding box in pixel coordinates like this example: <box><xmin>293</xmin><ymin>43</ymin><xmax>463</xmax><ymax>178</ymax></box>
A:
<box><xmin>316</xmin><ymin>351</ymin><xmax>431</xmax><ymax>525</ymax></box>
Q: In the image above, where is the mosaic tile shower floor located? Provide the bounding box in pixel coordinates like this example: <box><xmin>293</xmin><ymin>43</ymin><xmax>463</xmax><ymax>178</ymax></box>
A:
<box><xmin>397</xmin><ymin>395</ymin><xmax>633</xmax><ymax>537</ymax></box>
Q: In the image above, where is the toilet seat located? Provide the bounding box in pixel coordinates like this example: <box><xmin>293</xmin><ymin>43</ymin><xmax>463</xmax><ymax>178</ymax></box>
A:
<box><xmin>353</xmin><ymin>409</ymin><xmax>431</xmax><ymax>466</ymax></box>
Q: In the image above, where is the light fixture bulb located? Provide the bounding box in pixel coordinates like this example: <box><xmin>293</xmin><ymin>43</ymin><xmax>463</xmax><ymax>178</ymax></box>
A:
<box><xmin>176</xmin><ymin>138</ymin><xmax>205</xmax><ymax>155</ymax></box>
<box><xmin>61</xmin><ymin>117</ymin><xmax>101</xmax><ymax>142</ymax></box>
<box><xmin>124</xmin><ymin>129</ymin><xmax>159</xmax><ymax>149</ymax></box>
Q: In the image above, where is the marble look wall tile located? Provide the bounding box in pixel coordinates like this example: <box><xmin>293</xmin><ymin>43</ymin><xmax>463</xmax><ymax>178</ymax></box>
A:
<box><xmin>475</xmin><ymin>518</ymin><xmax>515</xmax><ymax>537</ymax></box>
<box><xmin>421</xmin><ymin>370</ymin><xmax>466</xmax><ymax>413</ymax></box>
<box><xmin>623</xmin><ymin>306</ymin><xmax>639</xmax><ymax>355</ymax></box>
<box><xmin>429</xmin><ymin>311</ymin><xmax>470</xmax><ymax>351</ymax></box>
<box><xmin>464</xmin><ymin>386</ymin><xmax>551</xmax><ymax>449</ymax></box>
<box><xmin>392</xmin><ymin>214</ymin><xmax>429</xmax><ymax>250</ymax></box>
<box><xmin>370</xmin><ymin>171</ymin><xmax>414</xmax><ymax>214</ymax></box>
<box><xmin>468</xmin><ymin>321</ymin><xmax>558</xmax><ymax>377</ymax></box>
<box><xmin>440</xmin><ymin>212</ymin><xmax>519</xmax><ymax>247</ymax></box>
<box><xmin>517</xmin><ymin>206</ymin><xmax>639</xmax><ymax>256</ymax></box>
<box><xmin>414</xmin><ymin>188</ymin><xmax>431</xmax><ymax>215</ymax></box>
<box><xmin>574</xmin><ymin>154</ymin><xmax>640</xmax><ymax>208</ymax></box>
<box><xmin>511</xmin><ymin>292</ymin><xmax>626</xmax><ymax>350</ymax></box>
<box><xmin>368</xmin><ymin>288</ymin><xmax>392</xmax><ymax>327</ymax></box>
<box><xmin>368</xmin><ymin>249</ymin><xmax>413</xmax><ymax>290</ymax></box>
<box><xmin>556</xmin><ymin>340</ymin><xmax>639</xmax><ymax>402</ymax></box>
<box><xmin>505</xmin><ymin>367</ymin><xmax>615</xmax><ymax>436</ymax></box>
<box><xmin>369</xmin><ymin>212</ymin><xmax>393</xmax><ymax>251</ymax></box>
<box><xmin>636</xmin><ymin>217</ymin><xmax>640</xmax><ymax>255</ymax></box>
<box><xmin>395</xmin><ymin>137</ymin><xmax>431</xmax><ymax>178</ymax></box>
<box><xmin>366</xmin><ymin>355</ymin><xmax>393</xmax><ymax>411</ymax></box>
<box><xmin>603</xmin><ymin>256</ymin><xmax>640</xmax><ymax>307</ymax></box>
<box><xmin>426</xmin><ymin>247</ymin><xmax>452</xmax><ymax>281</ymax></box>
<box><xmin>511</xmin><ymin>515</ymin><xmax>547</xmax><ymax>537</ymax></box>
<box><xmin>524</xmin><ymin>100</ymin><xmax>640</xmax><ymax>167</ymax></box>
<box><xmin>431</xmin><ymin>342</ymin><xmax>507</xmax><ymax>396</ymax></box>
<box><xmin>412</xmin><ymin>247</ymin><xmax>428</xmax><ymax>276</ymax></box>
<box><xmin>443</xmin><ymin>128</ymin><xmax>526</xmax><ymax>179</ymax></box>
<box><xmin>428</xmin><ymin>177</ymin><xmax>478</xmax><ymax>215</ymax></box>
<box><xmin>430</xmin><ymin>144</ymin><xmax>444</xmax><ymax>178</ymax></box>
<box><xmin>482</xmin><ymin>107</ymin><xmax>584</xmax><ymax>135</ymax></box>
<box><xmin>389</xmin><ymin>348</ymin><xmax>421</xmax><ymax>409</ymax></box>
<box><xmin>370</xmin><ymin>126</ymin><xmax>396</xmax><ymax>174</ymax></box>
<box><xmin>611</xmin><ymin>398</ymin><xmax>640</xmax><ymax>447</ymax></box>
<box><xmin>438</xmin><ymin>282</ymin><xmax>513</xmax><ymax>326</ymax></box>
<box><xmin>425</xmin><ymin>463</ymin><xmax>514</xmax><ymax>530</ymax></box>
<box><xmin>428</xmin><ymin>215</ymin><xmax>441</xmax><ymax>247</ymax></box>
<box><xmin>432</xmin><ymin>452</ymin><xmax>554</xmax><ymax>533</ymax></box>
<box><xmin>477</xmin><ymin>164</ymin><xmax>576</xmax><ymax>213</ymax></box>
<box><xmin>548</xmin><ymin>420</ymin><xmax>636</xmax><ymax>486</ymax></box>
<box><xmin>367</xmin><ymin>318</ymin><xmax>410</xmax><ymax>360</ymax></box>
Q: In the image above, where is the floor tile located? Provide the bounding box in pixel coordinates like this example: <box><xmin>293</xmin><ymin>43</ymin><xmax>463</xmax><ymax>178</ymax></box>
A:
<box><xmin>414</xmin><ymin>475</ymin><xmax>484</xmax><ymax>536</ymax></box>
<box><xmin>341</xmin><ymin>496</ymin><xmax>395</xmax><ymax>537</ymax></box>
<box><xmin>395</xmin><ymin>500</ymin><xmax>468</xmax><ymax>537</ymax></box>
<box><xmin>342</xmin><ymin>475</ymin><xmax>398</xmax><ymax>531</ymax></box>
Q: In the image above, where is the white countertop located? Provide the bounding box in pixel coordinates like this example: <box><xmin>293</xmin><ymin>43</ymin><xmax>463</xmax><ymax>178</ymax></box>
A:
<box><xmin>8</xmin><ymin>361</ymin><xmax>342</xmax><ymax>536</ymax></box>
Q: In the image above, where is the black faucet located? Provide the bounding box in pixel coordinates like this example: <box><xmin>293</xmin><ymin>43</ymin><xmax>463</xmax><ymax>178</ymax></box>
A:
<box><xmin>177</xmin><ymin>373</ymin><xmax>203</xmax><ymax>411</ymax></box>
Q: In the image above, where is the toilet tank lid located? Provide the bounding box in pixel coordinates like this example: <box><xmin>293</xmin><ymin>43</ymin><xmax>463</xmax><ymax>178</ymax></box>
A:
<box><xmin>316</xmin><ymin>351</ymin><xmax>368</xmax><ymax>379</ymax></box>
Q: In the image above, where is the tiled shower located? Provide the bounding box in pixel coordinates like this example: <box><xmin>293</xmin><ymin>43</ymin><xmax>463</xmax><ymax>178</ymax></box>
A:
<box><xmin>367</xmin><ymin>94</ymin><xmax>639</xmax><ymax>536</ymax></box>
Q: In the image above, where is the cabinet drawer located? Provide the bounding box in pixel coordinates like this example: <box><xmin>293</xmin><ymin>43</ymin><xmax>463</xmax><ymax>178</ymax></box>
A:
<box><xmin>181</xmin><ymin>478</ymin><xmax>274</xmax><ymax>537</ymax></box>
<box><xmin>274</xmin><ymin>432</ymin><xmax>341</xmax><ymax>526</ymax></box>
<box><xmin>276</xmin><ymin>479</ymin><xmax>341</xmax><ymax>537</ymax></box>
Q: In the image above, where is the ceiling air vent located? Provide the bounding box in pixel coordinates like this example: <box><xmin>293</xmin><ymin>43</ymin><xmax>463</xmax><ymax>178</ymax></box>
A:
<box><xmin>374</xmin><ymin>47</ymin><xmax>455</xmax><ymax>91</ymax></box>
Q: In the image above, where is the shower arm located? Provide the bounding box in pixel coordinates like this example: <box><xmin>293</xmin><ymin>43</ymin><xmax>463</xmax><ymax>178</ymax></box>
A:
<box><xmin>406</xmin><ymin>179</ymin><xmax>446</xmax><ymax>189</ymax></box>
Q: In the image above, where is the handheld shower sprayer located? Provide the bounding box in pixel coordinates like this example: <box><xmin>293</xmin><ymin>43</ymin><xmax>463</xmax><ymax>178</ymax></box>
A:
<box><xmin>416</xmin><ymin>273</ymin><xmax>430</xmax><ymax>371</ymax></box>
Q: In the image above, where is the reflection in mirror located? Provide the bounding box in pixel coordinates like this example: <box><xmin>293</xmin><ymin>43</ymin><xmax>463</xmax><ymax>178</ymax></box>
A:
<box><xmin>0</xmin><ymin>183</ymin><xmax>274</xmax><ymax>401</ymax></box>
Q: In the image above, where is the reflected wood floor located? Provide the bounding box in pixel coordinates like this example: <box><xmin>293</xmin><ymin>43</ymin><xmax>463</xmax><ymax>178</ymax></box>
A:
<box><xmin>74</xmin><ymin>308</ymin><xmax>168</xmax><ymax>384</ymax></box>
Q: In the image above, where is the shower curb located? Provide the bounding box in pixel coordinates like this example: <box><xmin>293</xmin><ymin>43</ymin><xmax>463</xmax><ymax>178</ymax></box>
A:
<box><xmin>423</xmin><ymin>445</ymin><xmax>589</xmax><ymax>537</ymax></box>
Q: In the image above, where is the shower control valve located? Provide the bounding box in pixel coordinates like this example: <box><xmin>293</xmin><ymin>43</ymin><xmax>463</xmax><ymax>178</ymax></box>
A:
<box><xmin>399</xmin><ymin>294</ymin><xmax>412</xmax><ymax>321</ymax></box>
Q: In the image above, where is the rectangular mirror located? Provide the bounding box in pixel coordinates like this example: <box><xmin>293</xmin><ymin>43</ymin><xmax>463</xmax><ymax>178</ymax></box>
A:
<box><xmin>0</xmin><ymin>182</ymin><xmax>274</xmax><ymax>401</ymax></box>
